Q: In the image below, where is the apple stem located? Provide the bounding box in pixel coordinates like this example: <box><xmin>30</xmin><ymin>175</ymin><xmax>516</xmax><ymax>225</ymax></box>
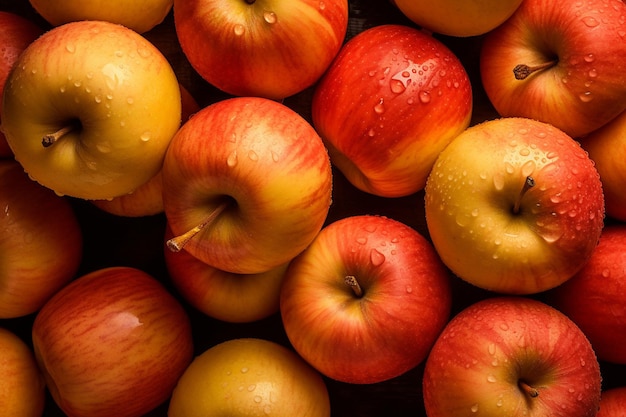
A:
<box><xmin>42</xmin><ymin>125</ymin><xmax>76</xmax><ymax>148</ymax></box>
<box><xmin>512</xmin><ymin>176</ymin><xmax>535</xmax><ymax>214</ymax></box>
<box><xmin>166</xmin><ymin>199</ymin><xmax>232</xmax><ymax>252</ymax></box>
<box><xmin>344</xmin><ymin>275</ymin><xmax>364</xmax><ymax>297</ymax></box>
<box><xmin>519</xmin><ymin>380</ymin><xmax>540</xmax><ymax>398</ymax></box>
<box><xmin>513</xmin><ymin>60</ymin><xmax>558</xmax><ymax>80</ymax></box>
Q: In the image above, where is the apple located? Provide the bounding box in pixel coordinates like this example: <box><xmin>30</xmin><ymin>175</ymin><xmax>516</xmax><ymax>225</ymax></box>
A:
<box><xmin>1</xmin><ymin>20</ymin><xmax>182</xmax><ymax>200</ymax></box>
<box><xmin>279</xmin><ymin>214</ymin><xmax>452</xmax><ymax>384</ymax></box>
<box><xmin>162</xmin><ymin>96</ymin><xmax>333</xmax><ymax>274</ymax></box>
<box><xmin>28</xmin><ymin>0</ymin><xmax>173</xmax><ymax>33</ymax></box>
<box><xmin>597</xmin><ymin>387</ymin><xmax>626</xmax><ymax>417</ymax></box>
<box><xmin>480</xmin><ymin>0</ymin><xmax>626</xmax><ymax>138</ymax></box>
<box><xmin>32</xmin><ymin>266</ymin><xmax>194</xmax><ymax>417</ymax></box>
<box><xmin>0</xmin><ymin>327</ymin><xmax>46</xmax><ymax>417</ymax></box>
<box><xmin>168</xmin><ymin>338</ymin><xmax>331</xmax><ymax>417</ymax></box>
<box><xmin>424</xmin><ymin>117</ymin><xmax>605</xmax><ymax>294</ymax></box>
<box><xmin>0</xmin><ymin>160</ymin><xmax>83</xmax><ymax>319</ymax></box>
<box><xmin>422</xmin><ymin>296</ymin><xmax>602</xmax><ymax>417</ymax></box>
<box><xmin>547</xmin><ymin>224</ymin><xmax>626</xmax><ymax>364</ymax></box>
<box><xmin>311</xmin><ymin>24</ymin><xmax>473</xmax><ymax>197</ymax></box>
<box><xmin>390</xmin><ymin>0</ymin><xmax>523</xmax><ymax>37</ymax></box>
<box><xmin>173</xmin><ymin>0</ymin><xmax>348</xmax><ymax>100</ymax></box>
<box><xmin>0</xmin><ymin>11</ymin><xmax>43</xmax><ymax>159</ymax></box>
<box><xmin>164</xmin><ymin>224</ymin><xmax>288</xmax><ymax>323</ymax></box>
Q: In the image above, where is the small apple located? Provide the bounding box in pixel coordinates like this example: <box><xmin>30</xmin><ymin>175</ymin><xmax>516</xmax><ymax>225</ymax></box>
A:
<box><xmin>480</xmin><ymin>0</ymin><xmax>626</xmax><ymax>138</ymax></box>
<box><xmin>390</xmin><ymin>0</ymin><xmax>523</xmax><ymax>37</ymax></box>
<box><xmin>0</xmin><ymin>160</ymin><xmax>82</xmax><ymax>319</ymax></box>
<box><xmin>424</xmin><ymin>117</ymin><xmax>605</xmax><ymax>294</ymax></box>
<box><xmin>279</xmin><ymin>214</ymin><xmax>452</xmax><ymax>384</ymax></box>
<box><xmin>32</xmin><ymin>266</ymin><xmax>194</xmax><ymax>417</ymax></box>
<box><xmin>0</xmin><ymin>327</ymin><xmax>46</xmax><ymax>417</ymax></box>
<box><xmin>28</xmin><ymin>0</ymin><xmax>173</xmax><ymax>33</ymax></box>
<box><xmin>547</xmin><ymin>224</ymin><xmax>626</xmax><ymax>364</ymax></box>
<box><xmin>1</xmin><ymin>20</ymin><xmax>182</xmax><ymax>200</ymax></box>
<box><xmin>311</xmin><ymin>24</ymin><xmax>472</xmax><ymax>197</ymax></box>
<box><xmin>173</xmin><ymin>0</ymin><xmax>348</xmax><ymax>100</ymax></box>
<box><xmin>168</xmin><ymin>338</ymin><xmax>331</xmax><ymax>417</ymax></box>
<box><xmin>597</xmin><ymin>387</ymin><xmax>626</xmax><ymax>417</ymax></box>
<box><xmin>422</xmin><ymin>296</ymin><xmax>602</xmax><ymax>417</ymax></box>
<box><xmin>162</xmin><ymin>96</ymin><xmax>333</xmax><ymax>274</ymax></box>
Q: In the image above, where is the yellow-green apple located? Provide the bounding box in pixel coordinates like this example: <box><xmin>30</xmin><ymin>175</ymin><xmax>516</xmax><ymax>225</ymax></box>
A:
<box><xmin>390</xmin><ymin>0</ymin><xmax>523</xmax><ymax>37</ymax></box>
<box><xmin>480</xmin><ymin>0</ymin><xmax>626</xmax><ymax>138</ymax></box>
<box><xmin>424</xmin><ymin>117</ymin><xmax>605</xmax><ymax>294</ymax></box>
<box><xmin>0</xmin><ymin>11</ymin><xmax>43</xmax><ymax>159</ymax></box>
<box><xmin>422</xmin><ymin>296</ymin><xmax>602</xmax><ymax>417</ymax></box>
<box><xmin>32</xmin><ymin>266</ymin><xmax>194</xmax><ymax>417</ymax></box>
<box><xmin>162</xmin><ymin>96</ymin><xmax>333</xmax><ymax>274</ymax></box>
<box><xmin>279</xmin><ymin>214</ymin><xmax>452</xmax><ymax>384</ymax></box>
<box><xmin>597</xmin><ymin>387</ymin><xmax>626</xmax><ymax>417</ymax></box>
<box><xmin>173</xmin><ymin>0</ymin><xmax>348</xmax><ymax>100</ymax></box>
<box><xmin>547</xmin><ymin>224</ymin><xmax>626</xmax><ymax>364</ymax></box>
<box><xmin>28</xmin><ymin>0</ymin><xmax>173</xmax><ymax>33</ymax></box>
<box><xmin>168</xmin><ymin>338</ymin><xmax>331</xmax><ymax>417</ymax></box>
<box><xmin>0</xmin><ymin>160</ymin><xmax>82</xmax><ymax>319</ymax></box>
<box><xmin>311</xmin><ymin>24</ymin><xmax>472</xmax><ymax>197</ymax></box>
<box><xmin>578</xmin><ymin>109</ymin><xmax>626</xmax><ymax>222</ymax></box>
<box><xmin>0</xmin><ymin>327</ymin><xmax>46</xmax><ymax>417</ymax></box>
<box><xmin>1</xmin><ymin>20</ymin><xmax>182</xmax><ymax>200</ymax></box>
<box><xmin>164</xmin><ymin>224</ymin><xmax>288</xmax><ymax>323</ymax></box>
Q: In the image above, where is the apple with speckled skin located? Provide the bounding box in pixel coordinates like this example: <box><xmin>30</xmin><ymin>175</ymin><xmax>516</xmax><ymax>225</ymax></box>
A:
<box><xmin>597</xmin><ymin>387</ymin><xmax>626</xmax><ymax>417</ymax></box>
<box><xmin>424</xmin><ymin>117</ymin><xmax>605</xmax><ymax>294</ymax></box>
<box><xmin>480</xmin><ymin>0</ymin><xmax>626</xmax><ymax>138</ymax></box>
<box><xmin>312</xmin><ymin>24</ymin><xmax>472</xmax><ymax>197</ymax></box>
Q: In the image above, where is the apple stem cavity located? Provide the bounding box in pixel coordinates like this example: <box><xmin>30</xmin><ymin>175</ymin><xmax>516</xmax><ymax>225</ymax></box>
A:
<box><xmin>513</xmin><ymin>60</ymin><xmax>558</xmax><ymax>80</ymax></box>
<box><xmin>344</xmin><ymin>275</ymin><xmax>364</xmax><ymax>297</ymax></box>
<box><xmin>512</xmin><ymin>176</ymin><xmax>535</xmax><ymax>214</ymax></box>
<box><xmin>42</xmin><ymin>124</ymin><xmax>78</xmax><ymax>147</ymax></box>
<box><xmin>519</xmin><ymin>380</ymin><xmax>540</xmax><ymax>398</ymax></box>
<box><xmin>166</xmin><ymin>198</ymin><xmax>232</xmax><ymax>252</ymax></box>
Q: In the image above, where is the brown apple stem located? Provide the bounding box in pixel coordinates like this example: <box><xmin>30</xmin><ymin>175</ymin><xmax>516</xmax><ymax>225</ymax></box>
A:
<box><xmin>344</xmin><ymin>275</ymin><xmax>364</xmax><ymax>297</ymax></box>
<box><xmin>512</xmin><ymin>176</ymin><xmax>535</xmax><ymax>214</ymax></box>
<box><xmin>166</xmin><ymin>199</ymin><xmax>231</xmax><ymax>252</ymax></box>
<box><xmin>42</xmin><ymin>125</ymin><xmax>76</xmax><ymax>148</ymax></box>
<box><xmin>513</xmin><ymin>60</ymin><xmax>558</xmax><ymax>80</ymax></box>
<box><xmin>519</xmin><ymin>380</ymin><xmax>540</xmax><ymax>398</ymax></box>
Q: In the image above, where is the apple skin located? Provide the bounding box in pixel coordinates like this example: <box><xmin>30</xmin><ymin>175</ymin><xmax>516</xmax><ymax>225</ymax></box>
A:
<box><xmin>390</xmin><ymin>0</ymin><xmax>523</xmax><ymax>37</ymax></box>
<box><xmin>597</xmin><ymin>387</ymin><xmax>626</xmax><ymax>417</ymax></box>
<box><xmin>480</xmin><ymin>0</ymin><xmax>626</xmax><ymax>138</ymax></box>
<box><xmin>162</xmin><ymin>96</ymin><xmax>333</xmax><ymax>274</ymax></box>
<box><xmin>0</xmin><ymin>160</ymin><xmax>83</xmax><ymax>319</ymax></box>
<box><xmin>547</xmin><ymin>224</ymin><xmax>626</xmax><ymax>364</ymax></box>
<box><xmin>0</xmin><ymin>327</ymin><xmax>46</xmax><ymax>417</ymax></box>
<box><xmin>422</xmin><ymin>296</ymin><xmax>602</xmax><ymax>417</ymax></box>
<box><xmin>31</xmin><ymin>266</ymin><xmax>194</xmax><ymax>417</ymax></box>
<box><xmin>312</xmin><ymin>24</ymin><xmax>473</xmax><ymax>197</ymax></box>
<box><xmin>1</xmin><ymin>20</ymin><xmax>182</xmax><ymax>200</ymax></box>
<box><xmin>424</xmin><ymin>117</ymin><xmax>605</xmax><ymax>294</ymax></box>
<box><xmin>279</xmin><ymin>214</ymin><xmax>452</xmax><ymax>384</ymax></box>
<box><xmin>174</xmin><ymin>0</ymin><xmax>348</xmax><ymax>100</ymax></box>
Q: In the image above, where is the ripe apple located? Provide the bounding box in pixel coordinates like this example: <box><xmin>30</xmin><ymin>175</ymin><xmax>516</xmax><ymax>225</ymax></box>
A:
<box><xmin>32</xmin><ymin>266</ymin><xmax>194</xmax><ymax>417</ymax></box>
<box><xmin>597</xmin><ymin>387</ymin><xmax>626</xmax><ymax>417</ymax></box>
<box><xmin>424</xmin><ymin>117</ymin><xmax>605</xmax><ymax>294</ymax></box>
<box><xmin>168</xmin><ymin>338</ymin><xmax>331</xmax><ymax>417</ymax></box>
<box><xmin>279</xmin><ymin>214</ymin><xmax>452</xmax><ymax>384</ymax></box>
<box><xmin>480</xmin><ymin>0</ymin><xmax>626</xmax><ymax>138</ymax></box>
<box><xmin>162</xmin><ymin>96</ymin><xmax>333</xmax><ymax>274</ymax></box>
<box><xmin>311</xmin><ymin>24</ymin><xmax>472</xmax><ymax>197</ymax></box>
<box><xmin>173</xmin><ymin>0</ymin><xmax>348</xmax><ymax>100</ymax></box>
<box><xmin>0</xmin><ymin>160</ymin><xmax>83</xmax><ymax>319</ymax></box>
<box><xmin>0</xmin><ymin>327</ymin><xmax>46</xmax><ymax>417</ymax></box>
<box><xmin>390</xmin><ymin>0</ymin><xmax>523</xmax><ymax>37</ymax></box>
<box><xmin>1</xmin><ymin>20</ymin><xmax>182</xmax><ymax>200</ymax></box>
<box><xmin>27</xmin><ymin>0</ymin><xmax>173</xmax><ymax>33</ymax></box>
<box><xmin>164</xmin><ymin>224</ymin><xmax>288</xmax><ymax>323</ymax></box>
<box><xmin>422</xmin><ymin>296</ymin><xmax>602</xmax><ymax>417</ymax></box>
<box><xmin>547</xmin><ymin>224</ymin><xmax>626</xmax><ymax>364</ymax></box>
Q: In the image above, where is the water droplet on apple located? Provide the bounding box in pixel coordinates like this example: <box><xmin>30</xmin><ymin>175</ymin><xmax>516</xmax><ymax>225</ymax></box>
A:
<box><xmin>373</xmin><ymin>98</ymin><xmax>385</xmax><ymax>114</ymax></box>
<box><xmin>140</xmin><ymin>131</ymin><xmax>151</xmax><ymax>142</ymax></box>
<box><xmin>418</xmin><ymin>90</ymin><xmax>431</xmax><ymax>103</ymax></box>
<box><xmin>263</xmin><ymin>11</ymin><xmax>277</xmax><ymax>24</ymax></box>
<box><xmin>97</xmin><ymin>142</ymin><xmax>112</xmax><ymax>153</ymax></box>
<box><xmin>390</xmin><ymin>79</ymin><xmax>406</xmax><ymax>94</ymax></box>
<box><xmin>254</xmin><ymin>395</ymin><xmax>262</xmax><ymax>403</ymax></box>
<box><xmin>471</xmin><ymin>404</ymin><xmax>479</xmax><ymax>413</ymax></box>
<box><xmin>487</xmin><ymin>375</ymin><xmax>497</xmax><ymax>383</ymax></box>
<box><xmin>59</xmin><ymin>86</ymin><xmax>66</xmax><ymax>93</ymax></box>
<box><xmin>493</xmin><ymin>173</ymin><xmax>505</xmax><ymax>191</ymax></box>
<box><xmin>583</xmin><ymin>53</ymin><xmax>596</xmax><ymax>63</ymax></box>
<box><xmin>601</xmin><ymin>268</ymin><xmax>610</xmax><ymax>278</ymax></box>
<box><xmin>406</xmin><ymin>286</ymin><xmax>413</xmax><ymax>294</ymax></box>
<box><xmin>488</xmin><ymin>343</ymin><xmax>496</xmax><ymax>355</ymax></box>
<box><xmin>241</xmin><ymin>367</ymin><xmax>249</xmax><ymax>373</ymax></box>
<box><xmin>356</xmin><ymin>237</ymin><xmax>367</xmax><ymax>245</ymax></box>
<box><xmin>65</xmin><ymin>44</ymin><xmax>75</xmax><ymax>53</ymax></box>
<box><xmin>271</xmin><ymin>151</ymin><xmax>280</xmax><ymax>162</ymax></box>
<box><xmin>581</xmin><ymin>16</ymin><xmax>600</xmax><ymax>27</ymax></box>
<box><xmin>94</xmin><ymin>95</ymin><xmax>102</xmax><ymax>103</ymax></box>
<box><xmin>234</xmin><ymin>24</ymin><xmax>245</xmax><ymax>36</ymax></box>
<box><xmin>263</xmin><ymin>405</ymin><xmax>272</xmax><ymax>414</ymax></box>
<box><xmin>588</xmin><ymin>68</ymin><xmax>598</xmax><ymax>78</ymax></box>
<box><xmin>248</xmin><ymin>150</ymin><xmax>259</xmax><ymax>161</ymax></box>
<box><xmin>319</xmin><ymin>1</ymin><xmax>326</xmax><ymax>10</ymax></box>
<box><xmin>370</xmin><ymin>249</ymin><xmax>385</xmax><ymax>266</ymax></box>
<box><xmin>227</xmin><ymin>151</ymin><xmax>238</xmax><ymax>167</ymax></box>
<box><xmin>247</xmin><ymin>384</ymin><xmax>256</xmax><ymax>391</ymax></box>
<box><xmin>127</xmin><ymin>97</ymin><xmax>134</xmax><ymax>105</ymax></box>
<box><xmin>579</xmin><ymin>91</ymin><xmax>593</xmax><ymax>102</ymax></box>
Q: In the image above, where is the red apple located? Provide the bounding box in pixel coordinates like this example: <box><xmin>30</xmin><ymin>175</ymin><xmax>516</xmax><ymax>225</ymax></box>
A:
<box><xmin>174</xmin><ymin>0</ymin><xmax>348</xmax><ymax>100</ymax></box>
<box><xmin>280</xmin><ymin>214</ymin><xmax>452</xmax><ymax>384</ymax></box>
<box><xmin>422</xmin><ymin>296</ymin><xmax>602</xmax><ymax>417</ymax></box>
<box><xmin>597</xmin><ymin>387</ymin><xmax>626</xmax><ymax>417</ymax></box>
<box><xmin>162</xmin><ymin>96</ymin><xmax>333</xmax><ymax>274</ymax></box>
<box><xmin>32</xmin><ymin>266</ymin><xmax>194</xmax><ymax>417</ymax></box>
<box><xmin>480</xmin><ymin>0</ymin><xmax>626</xmax><ymax>138</ymax></box>
<box><xmin>0</xmin><ymin>160</ymin><xmax>83</xmax><ymax>319</ymax></box>
<box><xmin>424</xmin><ymin>117</ymin><xmax>605</xmax><ymax>294</ymax></box>
<box><xmin>312</xmin><ymin>24</ymin><xmax>473</xmax><ymax>197</ymax></box>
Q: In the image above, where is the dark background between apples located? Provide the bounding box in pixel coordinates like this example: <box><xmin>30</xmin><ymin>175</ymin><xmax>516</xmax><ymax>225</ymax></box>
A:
<box><xmin>0</xmin><ymin>0</ymin><xmax>624</xmax><ymax>416</ymax></box>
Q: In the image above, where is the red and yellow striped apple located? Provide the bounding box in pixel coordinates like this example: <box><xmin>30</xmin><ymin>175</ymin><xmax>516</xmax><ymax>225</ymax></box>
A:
<box><xmin>597</xmin><ymin>387</ymin><xmax>626</xmax><ymax>417</ymax></box>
